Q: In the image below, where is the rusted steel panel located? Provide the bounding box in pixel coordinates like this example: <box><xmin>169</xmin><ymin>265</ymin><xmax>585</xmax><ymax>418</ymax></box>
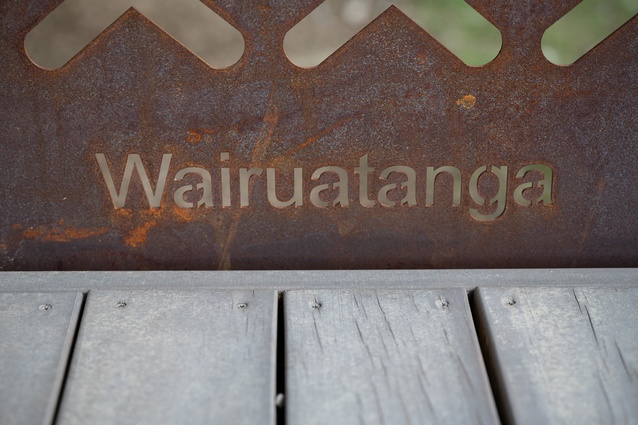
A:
<box><xmin>0</xmin><ymin>1</ymin><xmax>636</xmax><ymax>270</ymax></box>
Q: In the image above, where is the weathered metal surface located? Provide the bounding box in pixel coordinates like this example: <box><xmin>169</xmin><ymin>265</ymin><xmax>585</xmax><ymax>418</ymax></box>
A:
<box><xmin>475</xmin><ymin>286</ymin><xmax>638</xmax><ymax>425</ymax></box>
<box><xmin>57</xmin><ymin>290</ymin><xmax>277</xmax><ymax>425</ymax></box>
<box><xmin>0</xmin><ymin>1</ymin><xmax>636</xmax><ymax>270</ymax></box>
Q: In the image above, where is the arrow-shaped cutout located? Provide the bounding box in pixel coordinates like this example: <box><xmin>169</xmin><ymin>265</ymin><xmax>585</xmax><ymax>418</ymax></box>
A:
<box><xmin>24</xmin><ymin>0</ymin><xmax>244</xmax><ymax>70</ymax></box>
<box><xmin>542</xmin><ymin>0</ymin><xmax>637</xmax><ymax>65</ymax></box>
<box><xmin>284</xmin><ymin>0</ymin><xmax>502</xmax><ymax>68</ymax></box>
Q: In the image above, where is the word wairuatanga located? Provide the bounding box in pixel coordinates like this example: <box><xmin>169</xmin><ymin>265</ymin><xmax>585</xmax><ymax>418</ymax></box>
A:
<box><xmin>96</xmin><ymin>153</ymin><xmax>553</xmax><ymax>222</ymax></box>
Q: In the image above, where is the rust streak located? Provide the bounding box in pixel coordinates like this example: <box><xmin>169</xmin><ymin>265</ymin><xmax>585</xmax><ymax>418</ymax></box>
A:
<box><xmin>286</xmin><ymin>116</ymin><xmax>354</xmax><ymax>157</ymax></box>
<box><xmin>218</xmin><ymin>90</ymin><xmax>279</xmax><ymax>270</ymax></box>
<box><xmin>576</xmin><ymin>177</ymin><xmax>605</xmax><ymax>259</ymax></box>
<box><xmin>249</xmin><ymin>105</ymin><xmax>279</xmax><ymax>166</ymax></box>
<box><xmin>172</xmin><ymin>206</ymin><xmax>196</xmax><ymax>222</ymax></box>
<box><xmin>187</xmin><ymin>127</ymin><xmax>226</xmax><ymax>145</ymax></box>
<box><xmin>114</xmin><ymin>209</ymin><xmax>133</xmax><ymax>218</ymax></box>
<box><xmin>23</xmin><ymin>226</ymin><xmax>109</xmax><ymax>242</ymax></box>
<box><xmin>124</xmin><ymin>220</ymin><xmax>158</xmax><ymax>247</ymax></box>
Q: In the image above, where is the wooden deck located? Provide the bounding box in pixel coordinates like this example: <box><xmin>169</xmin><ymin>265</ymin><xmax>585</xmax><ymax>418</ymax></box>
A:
<box><xmin>1</xmin><ymin>270</ymin><xmax>637</xmax><ymax>425</ymax></box>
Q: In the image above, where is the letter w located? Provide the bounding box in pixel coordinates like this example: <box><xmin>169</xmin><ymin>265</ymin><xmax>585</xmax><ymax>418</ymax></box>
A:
<box><xmin>96</xmin><ymin>154</ymin><xmax>172</xmax><ymax>209</ymax></box>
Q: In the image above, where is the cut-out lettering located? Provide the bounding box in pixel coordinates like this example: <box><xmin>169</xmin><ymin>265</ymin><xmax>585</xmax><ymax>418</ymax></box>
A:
<box><xmin>96</xmin><ymin>153</ymin><xmax>172</xmax><ymax>209</ymax></box>
<box><xmin>96</xmin><ymin>152</ymin><xmax>554</xmax><ymax>222</ymax></box>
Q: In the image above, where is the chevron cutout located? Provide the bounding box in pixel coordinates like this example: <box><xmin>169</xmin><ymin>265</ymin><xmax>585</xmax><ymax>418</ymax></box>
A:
<box><xmin>542</xmin><ymin>0</ymin><xmax>638</xmax><ymax>65</ymax></box>
<box><xmin>284</xmin><ymin>0</ymin><xmax>502</xmax><ymax>67</ymax></box>
<box><xmin>25</xmin><ymin>0</ymin><xmax>244</xmax><ymax>69</ymax></box>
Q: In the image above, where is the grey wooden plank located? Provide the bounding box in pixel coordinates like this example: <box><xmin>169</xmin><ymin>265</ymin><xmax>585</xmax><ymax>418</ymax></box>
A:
<box><xmin>57</xmin><ymin>289</ymin><xmax>277</xmax><ymax>425</ymax></box>
<box><xmin>285</xmin><ymin>289</ymin><xmax>500</xmax><ymax>425</ymax></box>
<box><xmin>0</xmin><ymin>269</ymin><xmax>636</xmax><ymax>292</ymax></box>
<box><xmin>475</xmin><ymin>287</ymin><xmax>638</xmax><ymax>425</ymax></box>
<box><xmin>0</xmin><ymin>292</ymin><xmax>83</xmax><ymax>425</ymax></box>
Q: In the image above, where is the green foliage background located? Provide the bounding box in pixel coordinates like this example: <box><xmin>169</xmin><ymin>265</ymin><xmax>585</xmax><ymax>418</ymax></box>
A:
<box><xmin>411</xmin><ymin>0</ymin><xmax>638</xmax><ymax>65</ymax></box>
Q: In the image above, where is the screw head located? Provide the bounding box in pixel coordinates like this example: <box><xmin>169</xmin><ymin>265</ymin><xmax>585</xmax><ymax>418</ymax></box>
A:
<box><xmin>235</xmin><ymin>303</ymin><xmax>248</xmax><ymax>310</ymax></box>
<box><xmin>115</xmin><ymin>301</ymin><xmax>127</xmax><ymax>308</ymax></box>
<box><xmin>501</xmin><ymin>296</ymin><xmax>517</xmax><ymax>306</ymax></box>
<box><xmin>39</xmin><ymin>304</ymin><xmax>52</xmax><ymax>311</ymax></box>
<box><xmin>310</xmin><ymin>301</ymin><xmax>321</xmax><ymax>309</ymax></box>
<box><xmin>436</xmin><ymin>299</ymin><xmax>449</xmax><ymax>310</ymax></box>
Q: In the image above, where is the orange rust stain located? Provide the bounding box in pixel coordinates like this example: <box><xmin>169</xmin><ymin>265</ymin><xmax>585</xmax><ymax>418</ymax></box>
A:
<box><xmin>417</xmin><ymin>52</ymin><xmax>427</xmax><ymax>65</ymax></box>
<box><xmin>249</xmin><ymin>102</ymin><xmax>279</xmax><ymax>165</ymax></box>
<box><xmin>187</xmin><ymin>131</ymin><xmax>202</xmax><ymax>144</ymax></box>
<box><xmin>218</xmin><ymin>209</ymin><xmax>243</xmax><ymax>270</ymax></box>
<box><xmin>124</xmin><ymin>220</ymin><xmax>157</xmax><ymax>247</ymax></box>
<box><xmin>219</xmin><ymin>257</ymin><xmax>232</xmax><ymax>271</ymax></box>
<box><xmin>140</xmin><ymin>209</ymin><xmax>163</xmax><ymax>219</ymax></box>
<box><xmin>286</xmin><ymin>116</ymin><xmax>354</xmax><ymax>158</ymax></box>
<box><xmin>110</xmin><ymin>209</ymin><xmax>161</xmax><ymax>226</ymax></box>
<box><xmin>456</xmin><ymin>94</ymin><xmax>476</xmax><ymax>109</ymax></box>
<box><xmin>12</xmin><ymin>224</ymin><xmax>22</xmax><ymax>230</ymax></box>
<box><xmin>23</xmin><ymin>226</ymin><xmax>109</xmax><ymax>242</ymax></box>
<box><xmin>187</xmin><ymin>127</ymin><xmax>227</xmax><ymax>144</ymax></box>
<box><xmin>172</xmin><ymin>206</ymin><xmax>196</xmax><ymax>222</ymax></box>
<box><xmin>218</xmin><ymin>91</ymin><xmax>279</xmax><ymax>270</ymax></box>
<box><xmin>115</xmin><ymin>209</ymin><xmax>133</xmax><ymax>217</ymax></box>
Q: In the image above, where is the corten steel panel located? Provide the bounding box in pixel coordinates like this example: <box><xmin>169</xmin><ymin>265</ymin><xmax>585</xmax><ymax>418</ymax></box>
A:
<box><xmin>0</xmin><ymin>1</ymin><xmax>636</xmax><ymax>270</ymax></box>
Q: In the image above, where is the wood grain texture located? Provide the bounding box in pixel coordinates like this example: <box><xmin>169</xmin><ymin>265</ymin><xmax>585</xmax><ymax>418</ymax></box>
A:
<box><xmin>57</xmin><ymin>290</ymin><xmax>277</xmax><ymax>425</ymax></box>
<box><xmin>0</xmin><ymin>292</ymin><xmax>82</xmax><ymax>425</ymax></box>
<box><xmin>285</xmin><ymin>289</ymin><xmax>500</xmax><ymax>425</ymax></box>
<box><xmin>475</xmin><ymin>287</ymin><xmax>638</xmax><ymax>425</ymax></box>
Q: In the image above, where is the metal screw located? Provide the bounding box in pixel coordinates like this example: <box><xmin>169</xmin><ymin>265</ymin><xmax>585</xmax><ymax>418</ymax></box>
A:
<box><xmin>39</xmin><ymin>304</ymin><xmax>52</xmax><ymax>311</ymax></box>
<box><xmin>115</xmin><ymin>301</ymin><xmax>127</xmax><ymax>308</ymax></box>
<box><xmin>311</xmin><ymin>301</ymin><xmax>321</xmax><ymax>309</ymax></box>
<box><xmin>503</xmin><ymin>298</ymin><xmax>517</xmax><ymax>306</ymax></box>
<box><xmin>436</xmin><ymin>299</ymin><xmax>449</xmax><ymax>310</ymax></box>
<box><xmin>235</xmin><ymin>303</ymin><xmax>248</xmax><ymax>310</ymax></box>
